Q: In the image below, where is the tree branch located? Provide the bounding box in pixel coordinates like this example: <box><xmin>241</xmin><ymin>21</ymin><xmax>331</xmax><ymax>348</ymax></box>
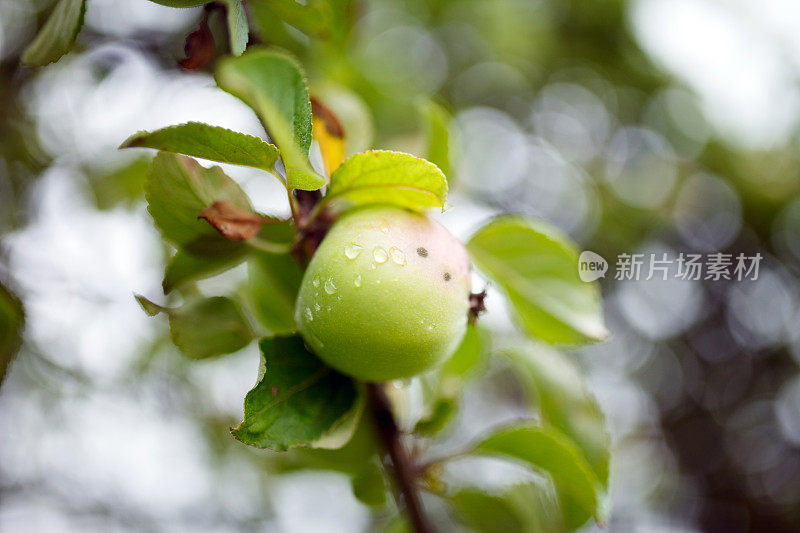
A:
<box><xmin>366</xmin><ymin>382</ymin><xmax>433</xmax><ymax>533</ymax></box>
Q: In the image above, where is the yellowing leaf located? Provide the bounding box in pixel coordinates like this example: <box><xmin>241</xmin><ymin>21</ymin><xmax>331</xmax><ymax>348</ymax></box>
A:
<box><xmin>311</xmin><ymin>96</ymin><xmax>346</xmax><ymax>175</ymax></box>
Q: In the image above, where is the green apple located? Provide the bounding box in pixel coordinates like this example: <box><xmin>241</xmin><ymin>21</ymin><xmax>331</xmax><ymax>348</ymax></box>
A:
<box><xmin>295</xmin><ymin>206</ymin><xmax>471</xmax><ymax>382</ymax></box>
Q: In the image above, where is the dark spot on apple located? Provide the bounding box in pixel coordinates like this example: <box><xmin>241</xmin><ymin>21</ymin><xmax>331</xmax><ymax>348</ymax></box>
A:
<box><xmin>443</xmin><ymin>272</ymin><xmax>451</xmax><ymax>281</ymax></box>
<box><xmin>417</xmin><ymin>247</ymin><xmax>428</xmax><ymax>257</ymax></box>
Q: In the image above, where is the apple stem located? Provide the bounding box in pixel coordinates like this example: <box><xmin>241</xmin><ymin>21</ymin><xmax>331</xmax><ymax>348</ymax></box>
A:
<box><xmin>366</xmin><ymin>382</ymin><xmax>433</xmax><ymax>533</ymax></box>
<box><xmin>289</xmin><ymin>189</ymin><xmax>335</xmax><ymax>264</ymax></box>
<box><xmin>468</xmin><ymin>290</ymin><xmax>488</xmax><ymax>325</ymax></box>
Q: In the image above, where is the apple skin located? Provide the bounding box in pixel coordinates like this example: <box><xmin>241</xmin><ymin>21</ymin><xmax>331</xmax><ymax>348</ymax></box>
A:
<box><xmin>295</xmin><ymin>206</ymin><xmax>471</xmax><ymax>382</ymax></box>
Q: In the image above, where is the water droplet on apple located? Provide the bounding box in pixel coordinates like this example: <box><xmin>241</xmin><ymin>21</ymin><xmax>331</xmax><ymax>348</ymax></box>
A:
<box><xmin>344</xmin><ymin>243</ymin><xmax>363</xmax><ymax>260</ymax></box>
<box><xmin>324</xmin><ymin>277</ymin><xmax>337</xmax><ymax>294</ymax></box>
<box><xmin>373</xmin><ymin>247</ymin><xmax>388</xmax><ymax>263</ymax></box>
<box><xmin>389</xmin><ymin>247</ymin><xmax>406</xmax><ymax>266</ymax></box>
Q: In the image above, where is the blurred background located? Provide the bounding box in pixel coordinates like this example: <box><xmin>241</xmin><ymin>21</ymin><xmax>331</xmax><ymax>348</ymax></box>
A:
<box><xmin>1</xmin><ymin>0</ymin><xmax>800</xmax><ymax>531</ymax></box>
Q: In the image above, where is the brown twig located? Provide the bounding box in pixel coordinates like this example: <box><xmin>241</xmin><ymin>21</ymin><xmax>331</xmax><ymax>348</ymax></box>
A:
<box><xmin>366</xmin><ymin>382</ymin><xmax>433</xmax><ymax>533</ymax></box>
<box><xmin>289</xmin><ymin>189</ymin><xmax>335</xmax><ymax>265</ymax></box>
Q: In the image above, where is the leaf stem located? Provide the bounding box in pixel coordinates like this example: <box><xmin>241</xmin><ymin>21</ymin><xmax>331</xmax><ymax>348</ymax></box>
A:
<box><xmin>246</xmin><ymin>236</ymin><xmax>292</xmax><ymax>254</ymax></box>
<box><xmin>366</xmin><ymin>382</ymin><xmax>433</xmax><ymax>533</ymax></box>
<box><xmin>287</xmin><ymin>188</ymin><xmax>301</xmax><ymax>227</ymax></box>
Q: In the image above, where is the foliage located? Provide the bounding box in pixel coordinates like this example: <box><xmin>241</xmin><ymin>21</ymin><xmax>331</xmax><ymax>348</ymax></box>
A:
<box><xmin>451</xmin><ymin>482</ymin><xmax>564</xmax><ymax>533</ymax></box>
<box><xmin>121</xmin><ymin>123</ymin><xmax>280</xmax><ymax>172</ymax></box>
<box><xmin>326</xmin><ymin>150</ymin><xmax>448</xmax><ymax>212</ymax></box>
<box><xmin>16</xmin><ymin>3</ymin><xmax>612</xmax><ymax>531</ymax></box>
<box><xmin>0</xmin><ymin>283</ymin><xmax>24</xmax><ymax>386</ymax></box>
<box><xmin>21</xmin><ymin>0</ymin><xmax>86</xmax><ymax>66</ymax></box>
<box><xmin>232</xmin><ymin>336</ymin><xmax>359</xmax><ymax>451</ymax></box>
<box><xmin>468</xmin><ymin>217</ymin><xmax>609</xmax><ymax>344</ymax></box>
<box><xmin>215</xmin><ymin>49</ymin><xmax>325</xmax><ymax>190</ymax></box>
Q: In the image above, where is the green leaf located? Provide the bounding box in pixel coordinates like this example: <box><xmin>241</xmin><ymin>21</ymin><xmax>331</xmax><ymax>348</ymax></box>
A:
<box><xmin>169</xmin><ymin>296</ymin><xmax>255</xmax><ymax>359</ymax></box>
<box><xmin>451</xmin><ymin>482</ymin><xmax>565</xmax><ymax>533</ymax></box>
<box><xmin>415</xmin><ymin>326</ymin><xmax>485</xmax><ymax>435</ymax></box>
<box><xmin>381</xmin><ymin>516</ymin><xmax>412</xmax><ymax>533</ymax></box>
<box><xmin>506</xmin><ymin>344</ymin><xmax>610</xmax><ymax>490</ymax></box>
<box><xmin>326</xmin><ymin>150</ymin><xmax>448</xmax><ymax>212</ymax></box>
<box><xmin>222</xmin><ymin>0</ymin><xmax>249</xmax><ymax>56</ymax></box>
<box><xmin>163</xmin><ymin>246</ymin><xmax>248</xmax><ymax>294</ymax></box>
<box><xmin>473</xmin><ymin>425</ymin><xmax>604</xmax><ymax>524</ymax></box>
<box><xmin>311</xmin><ymin>387</ymin><xmax>364</xmax><ymax>449</ymax></box>
<box><xmin>146</xmin><ymin>152</ymin><xmax>252</xmax><ymax>248</ymax></box>
<box><xmin>164</xmin><ymin>219</ymin><xmax>295</xmax><ymax>294</ymax></box>
<box><xmin>249</xmin><ymin>0</ymin><xmax>354</xmax><ymax>45</ymax></box>
<box><xmin>147</xmin><ymin>1</ymin><xmax>206</xmax><ymax>6</ymax></box>
<box><xmin>0</xmin><ymin>283</ymin><xmax>24</xmax><ymax>387</ymax></box>
<box><xmin>88</xmin><ymin>158</ymin><xmax>149</xmax><ymax>210</ymax></box>
<box><xmin>414</xmin><ymin>399</ymin><xmax>455</xmax><ymax>437</ymax></box>
<box><xmin>272</xmin><ymin>408</ymin><xmax>379</xmax><ymax>473</ymax></box>
<box><xmin>215</xmin><ymin>49</ymin><xmax>325</xmax><ymax>190</ymax></box>
<box><xmin>246</xmin><ymin>251</ymin><xmax>303</xmax><ymax>335</ymax></box>
<box><xmin>232</xmin><ymin>336</ymin><xmax>358</xmax><ymax>451</ymax></box>
<box><xmin>418</xmin><ymin>100</ymin><xmax>457</xmax><ymax>181</ymax></box>
<box><xmin>467</xmin><ymin>217</ymin><xmax>608</xmax><ymax>344</ymax></box>
<box><xmin>22</xmin><ymin>0</ymin><xmax>86</xmax><ymax>66</ymax></box>
<box><xmin>135</xmin><ymin>294</ymin><xmax>254</xmax><ymax>358</ymax></box>
<box><xmin>351</xmin><ymin>461</ymin><xmax>387</xmax><ymax>507</ymax></box>
<box><xmin>121</xmin><ymin>123</ymin><xmax>279</xmax><ymax>173</ymax></box>
<box><xmin>134</xmin><ymin>294</ymin><xmax>167</xmax><ymax>317</ymax></box>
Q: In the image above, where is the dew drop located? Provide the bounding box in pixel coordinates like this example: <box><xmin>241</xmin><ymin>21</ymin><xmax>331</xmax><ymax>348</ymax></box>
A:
<box><xmin>327</xmin><ymin>306</ymin><xmax>332</xmax><ymax>311</ymax></box>
<box><xmin>373</xmin><ymin>247</ymin><xmax>388</xmax><ymax>263</ymax></box>
<box><xmin>354</xmin><ymin>275</ymin><xmax>362</xmax><ymax>288</ymax></box>
<box><xmin>427</xmin><ymin>324</ymin><xmax>434</xmax><ymax>331</ymax></box>
<box><xmin>389</xmin><ymin>247</ymin><xmax>406</xmax><ymax>266</ymax></box>
<box><xmin>304</xmin><ymin>307</ymin><xmax>313</xmax><ymax>322</ymax></box>
<box><xmin>312</xmin><ymin>277</ymin><xmax>320</xmax><ymax>288</ymax></box>
<box><xmin>324</xmin><ymin>277</ymin><xmax>337</xmax><ymax>294</ymax></box>
<box><xmin>370</xmin><ymin>264</ymin><xmax>377</xmax><ymax>270</ymax></box>
<box><xmin>379</xmin><ymin>222</ymin><xmax>390</xmax><ymax>234</ymax></box>
<box><xmin>344</xmin><ymin>243</ymin><xmax>363</xmax><ymax>260</ymax></box>
<box><xmin>314</xmin><ymin>303</ymin><xmax>321</xmax><ymax>311</ymax></box>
